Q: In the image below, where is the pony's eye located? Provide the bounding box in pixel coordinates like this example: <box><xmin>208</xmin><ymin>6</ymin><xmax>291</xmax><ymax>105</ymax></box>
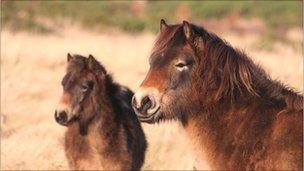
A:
<box><xmin>81</xmin><ymin>81</ymin><xmax>94</xmax><ymax>92</ymax></box>
<box><xmin>175</xmin><ymin>62</ymin><xmax>187</xmax><ymax>68</ymax></box>
<box><xmin>81</xmin><ymin>84</ymin><xmax>89</xmax><ymax>91</ymax></box>
<box><xmin>175</xmin><ymin>61</ymin><xmax>188</xmax><ymax>71</ymax></box>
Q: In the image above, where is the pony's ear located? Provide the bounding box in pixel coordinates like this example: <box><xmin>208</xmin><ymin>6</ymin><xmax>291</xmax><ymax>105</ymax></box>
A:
<box><xmin>160</xmin><ymin>19</ymin><xmax>168</xmax><ymax>32</ymax></box>
<box><xmin>183</xmin><ymin>20</ymin><xmax>193</xmax><ymax>40</ymax></box>
<box><xmin>67</xmin><ymin>53</ymin><xmax>73</xmax><ymax>62</ymax></box>
<box><xmin>88</xmin><ymin>54</ymin><xmax>107</xmax><ymax>74</ymax></box>
<box><xmin>183</xmin><ymin>21</ymin><xmax>204</xmax><ymax>52</ymax></box>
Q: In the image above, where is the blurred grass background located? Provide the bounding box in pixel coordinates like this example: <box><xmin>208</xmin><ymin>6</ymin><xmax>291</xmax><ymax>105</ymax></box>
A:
<box><xmin>2</xmin><ymin>1</ymin><xmax>301</xmax><ymax>33</ymax></box>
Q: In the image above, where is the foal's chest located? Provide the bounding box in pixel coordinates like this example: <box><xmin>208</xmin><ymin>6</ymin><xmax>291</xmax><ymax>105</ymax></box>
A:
<box><xmin>65</xmin><ymin>127</ymin><xmax>104</xmax><ymax>170</ymax></box>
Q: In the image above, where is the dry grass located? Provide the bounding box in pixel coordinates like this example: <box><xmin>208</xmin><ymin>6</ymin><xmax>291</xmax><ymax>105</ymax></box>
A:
<box><xmin>1</xmin><ymin>25</ymin><xmax>302</xmax><ymax>170</ymax></box>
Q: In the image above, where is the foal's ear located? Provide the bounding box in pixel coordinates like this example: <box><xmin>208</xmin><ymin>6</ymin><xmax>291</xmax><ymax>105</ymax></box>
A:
<box><xmin>183</xmin><ymin>20</ymin><xmax>193</xmax><ymax>40</ymax></box>
<box><xmin>88</xmin><ymin>54</ymin><xmax>98</xmax><ymax>70</ymax></box>
<box><xmin>160</xmin><ymin>19</ymin><xmax>168</xmax><ymax>32</ymax></box>
<box><xmin>88</xmin><ymin>54</ymin><xmax>107</xmax><ymax>74</ymax></box>
<box><xmin>67</xmin><ymin>53</ymin><xmax>73</xmax><ymax>62</ymax></box>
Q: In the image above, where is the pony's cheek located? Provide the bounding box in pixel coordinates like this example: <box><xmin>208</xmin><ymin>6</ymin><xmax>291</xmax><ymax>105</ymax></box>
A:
<box><xmin>159</xmin><ymin>90</ymin><xmax>186</xmax><ymax>119</ymax></box>
<box><xmin>168</xmin><ymin>70</ymin><xmax>190</xmax><ymax>90</ymax></box>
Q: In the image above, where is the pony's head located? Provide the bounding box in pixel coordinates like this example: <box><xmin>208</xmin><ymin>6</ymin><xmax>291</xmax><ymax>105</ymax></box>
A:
<box><xmin>132</xmin><ymin>20</ymin><xmax>257</xmax><ymax>124</ymax></box>
<box><xmin>55</xmin><ymin>54</ymin><xmax>108</xmax><ymax>132</ymax></box>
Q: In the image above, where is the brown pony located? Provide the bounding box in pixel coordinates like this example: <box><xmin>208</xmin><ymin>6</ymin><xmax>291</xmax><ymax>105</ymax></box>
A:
<box><xmin>55</xmin><ymin>54</ymin><xmax>147</xmax><ymax>170</ymax></box>
<box><xmin>132</xmin><ymin>20</ymin><xmax>303</xmax><ymax>170</ymax></box>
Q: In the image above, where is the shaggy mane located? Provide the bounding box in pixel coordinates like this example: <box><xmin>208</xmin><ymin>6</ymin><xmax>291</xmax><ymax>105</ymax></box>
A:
<box><xmin>151</xmin><ymin>23</ymin><xmax>302</xmax><ymax>107</ymax></box>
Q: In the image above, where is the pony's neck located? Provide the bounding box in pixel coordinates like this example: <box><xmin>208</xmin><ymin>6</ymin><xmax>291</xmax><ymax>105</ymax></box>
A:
<box><xmin>184</xmin><ymin>101</ymin><xmax>237</xmax><ymax>169</ymax></box>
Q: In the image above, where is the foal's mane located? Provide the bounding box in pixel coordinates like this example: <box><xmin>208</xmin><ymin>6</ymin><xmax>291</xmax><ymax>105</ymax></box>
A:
<box><xmin>152</xmin><ymin>23</ymin><xmax>270</xmax><ymax>102</ymax></box>
<box><xmin>67</xmin><ymin>55</ymin><xmax>106</xmax><ymax>76</ymax></box>
<box><xmin>67</xmin><ymin>54</ymin><xmax>134</xmax><ymax>112</ymax></box>
<box><xmin>63</xmin><ymin>54</ymin><xmax>108</xmax><ymax>91</ymax></box>
<box><xmin>65</xmin><ymin>55</ymin><xmax>113</xmax><ymax>134</ymax></box>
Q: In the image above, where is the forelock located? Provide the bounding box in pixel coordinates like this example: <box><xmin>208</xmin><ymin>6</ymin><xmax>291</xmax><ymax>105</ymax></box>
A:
<box><xmin>67</xmin><ymin>55</ymin><xmax>88</xmax><ymax>74</ymax></box>
<box><xmin>152</xmin><ymin>24</ymin><xmax>184</xmax><ymax>55</ymax></box>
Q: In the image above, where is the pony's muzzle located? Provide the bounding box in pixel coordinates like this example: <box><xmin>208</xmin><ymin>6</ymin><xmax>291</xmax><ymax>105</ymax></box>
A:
<box><xmin>132</xmin><ymin>88</ymin><xmax>160</xmax><ymax>121</ymax></box>
<box><xmin>132</xmin><ymin>96</ymin><xmax>153</xmax><ymax>115</ymax></box>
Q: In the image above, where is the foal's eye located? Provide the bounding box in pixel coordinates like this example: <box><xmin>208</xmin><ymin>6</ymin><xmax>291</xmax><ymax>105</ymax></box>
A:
<box><xmin>81</xmin><ymin>81</ymin><xmax>94</xmax><ymax>92</ymax></box>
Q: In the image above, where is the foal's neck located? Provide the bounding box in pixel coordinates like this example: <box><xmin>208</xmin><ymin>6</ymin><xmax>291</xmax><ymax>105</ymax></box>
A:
<box><xmin>78</xmin><ymin>79</ymin><xmax>120</xmax><ymax>137</ymax></box>
<box><xmin>94</xmin><ymin>81</ymin><xmax>120</xmax><ymax>130</ymax></box>
<box><xmin>87</xmin><ymin>81</ymin><xmax>124</xmax><ymax>153</ymax></box>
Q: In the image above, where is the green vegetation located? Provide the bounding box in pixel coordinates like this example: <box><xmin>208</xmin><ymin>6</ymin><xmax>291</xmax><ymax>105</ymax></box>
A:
<box><xmin>2</xmin><ymin>1</ymin><xmax>302</xmax><ymax>33</ymax></box>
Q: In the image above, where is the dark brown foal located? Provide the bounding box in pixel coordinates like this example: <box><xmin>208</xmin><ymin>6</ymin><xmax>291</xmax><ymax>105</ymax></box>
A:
<box><xmin>55</xmin><ymin>54</ymin><xmax>147</xmax><ymax>170</ymax></box>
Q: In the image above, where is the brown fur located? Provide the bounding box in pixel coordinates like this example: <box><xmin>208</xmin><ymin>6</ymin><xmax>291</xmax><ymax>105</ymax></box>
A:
<box><xmin>59</xmin><ymin>54</ymin><xmax>147</xmax><ymax>170</ymax></box>
<box><xmin>136</xmin><ymin>20</ymin><xmax>303</xmax><ymax>170</ymax></box>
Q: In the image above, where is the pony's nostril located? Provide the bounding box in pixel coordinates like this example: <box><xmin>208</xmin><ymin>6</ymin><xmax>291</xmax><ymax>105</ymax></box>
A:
<box><xmin>140</xmin><ymin>96</ymin><xmax>152</xmax><ymax>113</ymax></box>
<box><xmin>141</xmin><ymin>96</ymin><xmax>150</xmax><ymax>107</ymax></box>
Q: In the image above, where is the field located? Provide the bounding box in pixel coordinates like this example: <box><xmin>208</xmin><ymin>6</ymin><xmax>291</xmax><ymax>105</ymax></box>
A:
<box><xmin>1</xmin><ymin>22</ymin><xmax>302</xmax><ymax>170</ymax></box>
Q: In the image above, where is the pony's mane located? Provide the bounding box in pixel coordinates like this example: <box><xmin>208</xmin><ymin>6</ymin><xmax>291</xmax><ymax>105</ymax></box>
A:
<box><xmin>152</xmin><ymin>23</ymin><xmax>271</xmax><ymax>102</ymax></box>
<box><xmin>198</xmin><ymin>28</ymin><xmax>263</xmax><ymax>101</ymax></box>
<box><xmin>151</xmin><ymin>24</ymin><xmax>181</xmax><ymax>55</ymax></box>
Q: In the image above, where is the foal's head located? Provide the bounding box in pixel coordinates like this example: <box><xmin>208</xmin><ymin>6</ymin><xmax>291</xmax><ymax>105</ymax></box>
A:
<box><xmin>55</xmin><ymin>54</ymin><xmax>108</xmax><ymax>129</ymax></box>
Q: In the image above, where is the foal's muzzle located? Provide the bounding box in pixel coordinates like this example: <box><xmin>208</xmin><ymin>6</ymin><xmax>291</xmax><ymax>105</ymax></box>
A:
<box><xmin>54</xmin><ymin>110</ymin><xmax>68</xmax><ymax>126</ymax></box>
